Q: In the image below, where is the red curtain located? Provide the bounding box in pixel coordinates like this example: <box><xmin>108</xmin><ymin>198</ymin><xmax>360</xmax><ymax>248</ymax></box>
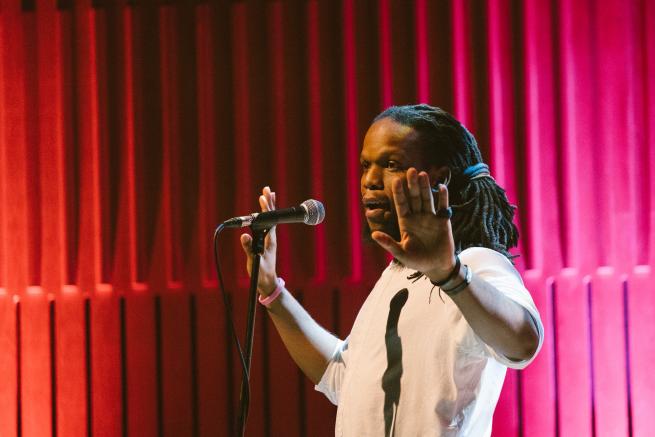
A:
<box><xmin>0</xmin><ymin>0</ymin><xmax>653</xmax><ymax>436</ymax></box>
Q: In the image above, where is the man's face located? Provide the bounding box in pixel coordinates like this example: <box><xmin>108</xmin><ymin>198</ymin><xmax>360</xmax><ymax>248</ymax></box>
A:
<box><xmin>360</xmin><ymin>117</ymin><xmax>438</xmax><ymax>240</ymax></box>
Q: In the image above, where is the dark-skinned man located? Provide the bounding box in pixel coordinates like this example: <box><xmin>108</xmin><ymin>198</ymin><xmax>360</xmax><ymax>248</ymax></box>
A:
<box><xmin>240</xmin><ymin>105</ymin><xmax>543</xmax><ymax>436</ymax></box>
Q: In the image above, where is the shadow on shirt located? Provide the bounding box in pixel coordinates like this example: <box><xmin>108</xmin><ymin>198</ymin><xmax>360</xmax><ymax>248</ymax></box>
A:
<box><xmin>382</xmin><ymin>288</ymin><xmax>408</xmax><ymax>436</ymax></box>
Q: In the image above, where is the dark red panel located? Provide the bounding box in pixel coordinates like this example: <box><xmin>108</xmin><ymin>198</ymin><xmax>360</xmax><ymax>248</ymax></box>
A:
<box><xmin>0</xmin><ymin>1</ymin><xmax>30</xmax><ymax>295</ymax></box>
<box><xmin>54</xmin><ymin>293</ymin><xmax>87</xmax><ymax>437</ymax></box>
<box><xmin>0</xmin><ymin>293</ymin><xmax>18</xmax><ymax>437</ymax></box>
<box><xmin>124</xmin><ymin>294</ymin><xmax>158</xmax><ymax>437</ymax></box>
<box><xmin>20</xmin><ymin>292</ymin><xmax>53</xmax><ymax>437</ymax></box>
<box><xmin>90</xmin><ymin>295</ymin><xmax>123</xmax><ymax>437</ymax></box>
<box><xmin>554</xmin><ymin>271</ymin><xmax>592</xmax><ymax>437</ymax></box>
<box><xmin>520</xmin><ymin>272</ymin><xmax>556</xmax><ymax>437</ymax></box>
<box><xmin>194</xmin><ymin>292</ymin><xmax>229</xmax><ymax>437</ymax></box>
<box><xmin>590</xmin><ymin>270</ymin><xmax>629</xmax><ymax>437</ymax></box>
<box><xmin>300</xmin><ymin>285</ymin><xmax>338</xmax><ymax>436</ymax></box>
<box><xmin>627</xmin><ymin>268</ymin><xmax>655</xmax><ymax>437</ymax></box>
<box><xmin>492</xmin><ymin>369</ymin><xmax>519</xmax><ymax>437</ymax></box>
<box><xmin>160</xmin><ymin>293</ymin><xmax>194</xmax><ymax>437</ymax></box>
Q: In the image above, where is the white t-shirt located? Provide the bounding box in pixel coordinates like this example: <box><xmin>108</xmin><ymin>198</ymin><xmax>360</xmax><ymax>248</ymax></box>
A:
<box><xmin>315</xmin><ymin>247</ymin><xmax>544</xmax><ymax>436</ymax></box>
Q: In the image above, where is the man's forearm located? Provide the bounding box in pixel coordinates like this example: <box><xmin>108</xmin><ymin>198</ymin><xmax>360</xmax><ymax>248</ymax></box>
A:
<box><xmin>443</xmin><ymin>273</ymin><xmax>539</xmax><ymax>361</ymax></box>
<box><xmin>265</xmin><ymin>288</ymin><xmax>341</xmax><ymax>384</ymax></box>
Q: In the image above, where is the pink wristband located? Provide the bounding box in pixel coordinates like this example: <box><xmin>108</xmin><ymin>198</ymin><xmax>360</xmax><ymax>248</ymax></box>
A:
<box><xmin>258</xmin><ymin>277</ymin><xmax>285</xmax><ymax>307</ymax></box>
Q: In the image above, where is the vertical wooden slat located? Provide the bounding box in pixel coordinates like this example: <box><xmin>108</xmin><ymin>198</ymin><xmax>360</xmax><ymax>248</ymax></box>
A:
<box><xmin>451</xmin><ymin>0</ymin><xmax>474</xmax><ymax>127</ymax></box>
<box><xmin>554</xmin><ymin>270</ymin><xmax>592</xmax><ymax>437</ymax></box>
<box><xmin>0</xmin><ymin>0</ymin><xmax>30</xmax><ymax>298</ymax></box>
<box><xmin>414</xmin><ymin>0</ymin><xmax>430</xmax><ymax>102</ymax></box>
<box><xmin>521</xmin><ymin>0</ymin><xmax>562</xmax><ymax>272</ymax></box>
<box><xmin>342</xmin><ymin>0</ymin><xmax>365</xmax><ymax>280</ymax></box>
<box><xmin>424</xmin><ymin>0</ymin><xmax>453</xmax><ymax>111</ymax></box>
<box><xmin>388</xmin><ymin>0</ymin><xmax>415</xmax><ymax>104</ymax></box>
<box><xmin>486</xmin><ymin>0</ymin><xmax>518</xmax><ymax>208</ymax></box>
<box><xmin>590</xmin><ymin>269</ymin><xmax>629</xmax><ymax>437</ymax></box>
<box><xmin>493</xmin><ymin>370</ymin><xmax>519</xmax><ymax>437</ymax></box>
<box><xmin>55</xmin><ymin>292</ymin><xmax>87</xmax><ymax>437</ymax></box>
<box><xmin>301</xmin><ymin>285</ymin><xmax>338</xmax><ymax>436</ymax></box>
<box><xmin>90</xmin><ymin>294</ymin><xmax>122</xmax><ymax>437</ymax></box>
<box><xmin>520</xmin><ymin>272</ymin><xmax>556</xmax><ymax>437</ymax></box>
<box><xmin>377</xmin><ymin>0</ymin><xmax>392</xmax><ymax>107</ymax></box>
<box><xmin>194</xmin><ymin>291</ymin><xmax>225</xmax><ymax>437</ymax></box>
<box><xmin>595</xmin><ymin>0</ymin><xmax>640</xmax><ymax>271</ymax></box>
<box><xmin>647</xmin><ymin>0</ymin><xmax>655</xmax><ymax>266</ymax></box>
<box><xmin>125</xmin><ymin>294</ymin><xmax>158</xmax><ymax>437</ymax></box>
<box><xmin>627</xmin><ymin>267</ymin><xmax>655</xmax><ymax>437</ymax></box>
<box><xmin>20</xmin><ymin>291</ymin><xmax>53</xmax><ymax>437</ymax></box>
<box><xmin>305</xmin><ymin>0</ymin><xmax>326</xmax><ymax>283</ymax></box>
<box><xmin>486</xmin><ymin>0</ymin><xmax>528</xmax><ymax>273</ymax></box>
<box><xmin>557</xmin><ymin>0</ymin><xmax>600</xmax><ymax>271</ymax></box>
<box><xmin>0</xmin><ymin>293</ymin><xmax>18</xmax><ymax>437</ymax></box>
<box><xmin>38</xmin><ymin>1</ymin><xmax>68</xmax><ymax>293</ymax></box>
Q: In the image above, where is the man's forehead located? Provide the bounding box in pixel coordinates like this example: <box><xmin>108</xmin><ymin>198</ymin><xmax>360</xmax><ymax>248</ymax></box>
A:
<box><xmin>359</xmin><ymin>144</ymin><xmax>413</xmax><ymax>159</ymax></box>
<box><xmin>365</xmin><ymin>118</ymin><xmax>419</xmax><ymax>142</ymax></box>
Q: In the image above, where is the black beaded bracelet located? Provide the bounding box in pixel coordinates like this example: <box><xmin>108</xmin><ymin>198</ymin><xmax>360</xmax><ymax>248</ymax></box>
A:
<box><xmin>441</xmin><ymin>264</ymin><xmax>473</xmax><ymax>296</ymax></box>
<box><xmin>430</xmin><ymin>256</ymin><xmax>461</xmax><ymax>287</ymax></box>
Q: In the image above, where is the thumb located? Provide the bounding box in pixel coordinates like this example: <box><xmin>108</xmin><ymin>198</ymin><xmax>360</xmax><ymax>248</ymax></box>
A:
<box><xmin>371</xmin><ymin>231</ymin><xmax>403</xmax><ymax>258</ymax></box>
<box><xmin>240</xmin><ymin>233</ymin><xmax>253</xmax><ymax>256</ymax></box>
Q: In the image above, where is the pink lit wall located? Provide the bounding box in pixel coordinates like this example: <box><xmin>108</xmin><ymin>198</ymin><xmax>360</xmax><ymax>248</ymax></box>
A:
<box><xmin>0</xmin><ymin>0</ymin><xmax>653</xmax><ymax>436</ymax></box>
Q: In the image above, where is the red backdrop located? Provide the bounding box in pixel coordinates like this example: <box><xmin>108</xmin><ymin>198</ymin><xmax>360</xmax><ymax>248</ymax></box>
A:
<box><xmin>0</xmin><ymin>0</ymin><xmax>653</xmax><ymax>436</ymax></box>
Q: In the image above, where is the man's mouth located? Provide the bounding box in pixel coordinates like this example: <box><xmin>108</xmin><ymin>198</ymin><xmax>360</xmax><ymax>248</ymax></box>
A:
<box><xmin>363</xmin><ymin>198</ymin><xmax>392</xmax><ymax>221</ymax></box>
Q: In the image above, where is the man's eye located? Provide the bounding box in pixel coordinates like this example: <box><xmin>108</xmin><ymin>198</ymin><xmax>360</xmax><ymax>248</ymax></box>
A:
<box><xmin>361</xmin><ymin>161</ymin><xmax>370</xmax><ymax>171</ymax></box>
<box><xmin>386</xmin><ymin>161</ymin><xmax>401</xmax><ymax>171</ymax></box>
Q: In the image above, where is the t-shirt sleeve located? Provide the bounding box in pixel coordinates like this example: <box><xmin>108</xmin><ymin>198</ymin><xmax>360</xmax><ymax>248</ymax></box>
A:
<box><xmin>460</xmin><ymin>247</ymin><xmax>544</xmax><ymax>370</ymax></box>
<box><xmin>314</xmin><ymin>337</ymin><xmax>349</xmax><ymax>405</ymax></box>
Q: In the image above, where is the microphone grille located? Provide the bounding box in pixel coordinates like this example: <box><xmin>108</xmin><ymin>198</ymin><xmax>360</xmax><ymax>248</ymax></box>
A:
<box><xmin>301</xmin><ymin>199</ymin><xmax>325</xmax><ymax>225</ymax></box>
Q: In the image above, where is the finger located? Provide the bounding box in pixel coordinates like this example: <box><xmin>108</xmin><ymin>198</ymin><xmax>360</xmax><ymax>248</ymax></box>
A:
<box><xmin>258</xmin><ymin>189</ymin><xmax>277</xmax><ymax>244</ymax></box>
<box><xmin>406</xmin><ymin>168</ymin><xmax>421</xmax><ymax>213</ymax></box>
<box><xmin>391</xmin><ymin>177</ymin><xmax>410</xmax><ymax>218</ymax></box>
<box><xmin>371</xmin><ymin>231</ymin><xmax>404</xmax><ymax>259</ymax></box>
<box><xmin>260</xmin><ymin>186</ymin><xmax>272</xmax><ymax>212</ymax></box>
<box><xmin>419</xmin><ymin>172</ymin><xmax>435</xmax><ymax>213</ymax></box>
<box><xmin>263</xmin><ymin>186</ymin><xmax>275</xmax><ymax>210</ymax></box>
<box><xmin>267</xmin><ymin>191</ymin><xmax>277</xmax><ymax>240</ymax></box>
<box><xmin>240</xmin><ymin>233</ymin><xmax>253</xmax><ymax>257</ymax></box>
<box><xmin>436</xmin><ymin>183</ymin><xmax>449</xmax><ymax>210</ymax></box>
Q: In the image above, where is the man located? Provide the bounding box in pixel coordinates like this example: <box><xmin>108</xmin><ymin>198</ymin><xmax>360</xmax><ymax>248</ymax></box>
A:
<box><xmin>240</xmin><ymin>104</ymin><xmax>543</xmax><ymax>436</ymax></box>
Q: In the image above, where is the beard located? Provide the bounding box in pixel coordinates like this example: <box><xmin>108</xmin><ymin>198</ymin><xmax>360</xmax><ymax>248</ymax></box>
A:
<box><xmin>361</xmin><ymin>213</ymin><xmax>401</xmax><ymax>244</ymax></box>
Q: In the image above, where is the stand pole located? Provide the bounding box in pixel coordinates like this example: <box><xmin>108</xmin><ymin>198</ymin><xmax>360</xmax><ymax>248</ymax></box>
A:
<box><xmin>236</xmin><ymin>228</ymin><xmax>268</xmax><ymax>437</ymax></box>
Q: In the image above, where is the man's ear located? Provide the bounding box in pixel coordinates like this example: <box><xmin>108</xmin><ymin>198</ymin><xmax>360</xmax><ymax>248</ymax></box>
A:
<box><xmin>428</xmin><ymin>165</ymin><xmax>451</xmax><ymax>188</ymax></box>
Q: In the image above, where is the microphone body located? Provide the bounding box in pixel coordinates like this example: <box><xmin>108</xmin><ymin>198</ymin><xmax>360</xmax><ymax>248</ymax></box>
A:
<box><xmin>222</xmin><ymin>199</ymin><xmax>325</xmax><ymax>230</ymax></box>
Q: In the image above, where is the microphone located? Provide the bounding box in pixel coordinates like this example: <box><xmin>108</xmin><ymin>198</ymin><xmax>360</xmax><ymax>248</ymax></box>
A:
<box><xmin>222</xmin><ymin>199</ymin><xmax>325</xmax><ymax>231</ymax></box>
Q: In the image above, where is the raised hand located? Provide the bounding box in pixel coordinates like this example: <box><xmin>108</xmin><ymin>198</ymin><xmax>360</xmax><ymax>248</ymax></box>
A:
<box><xmin>371</xmin><ymin>168</ymin><xmax>456</xmax><ymax>281</ymax></box>
<box><xmin>240</xmin><ymin>186</ymin><xmax>279</xmax><ymax>295</ymax></box>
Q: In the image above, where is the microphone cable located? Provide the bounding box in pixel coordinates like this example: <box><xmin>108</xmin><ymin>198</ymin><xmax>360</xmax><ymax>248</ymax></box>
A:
<box><xmin>213</xmin><ymin>224</ymin><xmax>250</xmax><ymax>431</ymax></box>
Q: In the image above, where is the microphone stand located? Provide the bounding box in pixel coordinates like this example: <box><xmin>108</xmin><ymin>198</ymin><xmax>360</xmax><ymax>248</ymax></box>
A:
<box><xmin>236</xmin><ymin>226</ymin><xmax>269</xmax><ymax>437</ymax></box>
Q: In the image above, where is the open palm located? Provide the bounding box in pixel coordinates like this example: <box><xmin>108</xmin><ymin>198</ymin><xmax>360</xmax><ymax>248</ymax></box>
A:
<box><xmin>371</xmin><ymin>168</ymin><xmax>456</xmax><ymax>280</ymax></box>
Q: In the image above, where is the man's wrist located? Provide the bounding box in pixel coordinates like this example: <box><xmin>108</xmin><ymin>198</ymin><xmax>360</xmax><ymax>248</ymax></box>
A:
<box><xmin>426</xmin><ymin>255</ymin><xmax>459</xmax><ymax>285</ymax></box>
<box><xmin>258</xmin><ymin>276</ymin><xmax>279</xmax><ymax>297</ymax></box>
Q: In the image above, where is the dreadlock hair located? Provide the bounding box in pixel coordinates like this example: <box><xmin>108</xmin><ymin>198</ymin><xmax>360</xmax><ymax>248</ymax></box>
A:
<box><xmin>373</xmin><ymin>104</ymin><xmax>519</xmax><ymax>260</ymax></box>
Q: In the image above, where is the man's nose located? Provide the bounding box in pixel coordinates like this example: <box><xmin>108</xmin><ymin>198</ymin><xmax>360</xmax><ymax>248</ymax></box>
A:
<box><xmin>363</xmin><ymin>165</ymin><xmax>384</xmax><ymax>190</ymax></box>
